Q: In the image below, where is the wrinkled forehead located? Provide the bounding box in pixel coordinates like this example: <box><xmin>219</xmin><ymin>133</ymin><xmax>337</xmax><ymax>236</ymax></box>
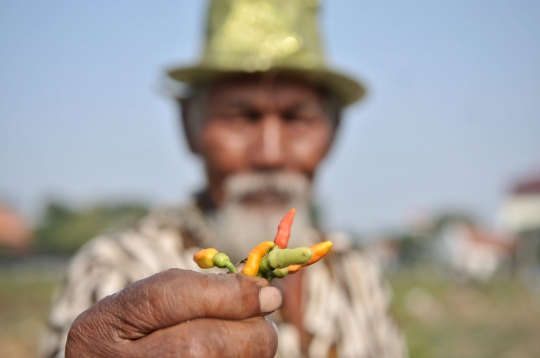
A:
<box><xmin>204</xmin><ymin>72</ymin><xmax>327</xmax><ymax>107</ymax></box>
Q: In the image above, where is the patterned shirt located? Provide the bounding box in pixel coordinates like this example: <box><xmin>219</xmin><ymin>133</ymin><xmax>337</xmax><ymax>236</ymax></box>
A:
<box><xmin>41</xmin><ymin>200</ymin><xmax>407</xmax><ymax>358</ymax></box>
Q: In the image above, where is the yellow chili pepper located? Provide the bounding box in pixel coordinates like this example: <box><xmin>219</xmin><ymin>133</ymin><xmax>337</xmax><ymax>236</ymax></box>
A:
<box><xmin>193</xmin><ymin>248</ymin><xmax>218</xmax><ymax>269</ymax></box>
<box><xmin>288</xmin><ymin>241</ymin><xmax>333</xmax><ymax>274</ymax></box>
<box><xmin>242</xmin><ymin>241</ymin><xmax>275</xmax><ymax>276</ymax></box>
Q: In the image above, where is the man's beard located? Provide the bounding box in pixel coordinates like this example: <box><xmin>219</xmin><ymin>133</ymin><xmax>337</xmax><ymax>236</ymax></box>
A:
<box><xmin>207</xmin><ymin>172</ymin><xmax>318</xmax><ymax>263</ymax></box>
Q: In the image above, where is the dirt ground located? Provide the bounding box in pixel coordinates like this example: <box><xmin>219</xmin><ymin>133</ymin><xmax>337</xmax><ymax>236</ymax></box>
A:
<box><xmin>1</xmin><ymin>266</ymin><xmax>539</xmax><ymax>358</ymax></box>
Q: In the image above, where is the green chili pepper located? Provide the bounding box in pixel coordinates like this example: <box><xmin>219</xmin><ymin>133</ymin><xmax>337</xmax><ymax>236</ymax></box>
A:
<box><xmin>258</xmin><ymin>248</ymin><xmax>277</xmax><ymax>274</ymax></box>
<box><xmin>259</xmin><ymin>256</ymin><xmax>271</xmax><ymax>274</ymax></box>
<box><xmin>212</xmin><ymin>252</ymin><xmax>238</xmax><ymax>273</ymax></box>
<box><xmin>266</xmin><ymin>267</ymin><xmax>289</xmax><ymax>282</ymax></box>
<box><xmin>268</xmin><ymin>247</ymin><xmax>313</xmax><ymax>269</ymax></box>
<box><xmin>288</xmin><ymin>241</ymin><xmax>333</xmax><ymax>274</ymax></box>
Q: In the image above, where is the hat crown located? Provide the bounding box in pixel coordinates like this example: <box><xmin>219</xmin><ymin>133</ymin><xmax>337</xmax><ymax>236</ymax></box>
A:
<box><xmin>167</xmin><ymin>0</ymin><xmax>365</xmax><ymax>106</ymax></box>
<box><xmin>201</xmin><ymin>0</ymin><xmax>325</xmax><ymax>72</ymax></box>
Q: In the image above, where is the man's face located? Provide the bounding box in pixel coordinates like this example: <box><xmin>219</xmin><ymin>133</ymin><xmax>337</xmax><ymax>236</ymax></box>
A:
<box><xmin>184</xmin><ymin>74</ymin><xmax>338</xmax><ymax>259</ymax></box>
<box><xmin>195</xmin><ymin>74</ymin><xmax>336</xmax><ymax>209</ymax></box>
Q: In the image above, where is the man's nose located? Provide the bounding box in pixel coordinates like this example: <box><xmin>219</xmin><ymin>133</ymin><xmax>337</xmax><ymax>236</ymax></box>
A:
<box><xmin>250</xmin><ymin>114</ymin><xmax>286</xmax><ymax>171</ymax></box>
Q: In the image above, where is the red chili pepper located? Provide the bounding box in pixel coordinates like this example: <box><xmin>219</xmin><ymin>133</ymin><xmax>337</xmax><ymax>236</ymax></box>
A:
<box><xmin>274</xmin><ymin>208</ymin><xmax>296</xmax><ymax>249</ymax></box>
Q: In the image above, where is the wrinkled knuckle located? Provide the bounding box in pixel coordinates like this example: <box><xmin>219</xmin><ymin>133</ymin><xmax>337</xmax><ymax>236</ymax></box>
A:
<box><xmin>65</xmin><ymin>320</ymin><xmax>84</xmax><ymax>351</ymax></box>
<box><xmin>65</xmin><ymin>313</ymin><xmax>96</xmax><ymax>355</ymax></box>
<box><xmin>66</xmin><ymin>302</ymin><xmax>123</xmax><ymax>357</ymax></box>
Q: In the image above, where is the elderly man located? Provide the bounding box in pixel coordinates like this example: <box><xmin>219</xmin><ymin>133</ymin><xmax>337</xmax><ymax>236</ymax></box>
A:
<box><xmin>42</xmin><ymin>1</ymin><xmax>407</xmax><ymax>357</ymax></box>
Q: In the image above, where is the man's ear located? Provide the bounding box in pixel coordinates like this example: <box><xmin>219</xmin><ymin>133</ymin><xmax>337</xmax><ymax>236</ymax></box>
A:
<box><xmin>178</xmin><ymin>98</ymin><xmax>200</xmax><ymax>154</ymax></box>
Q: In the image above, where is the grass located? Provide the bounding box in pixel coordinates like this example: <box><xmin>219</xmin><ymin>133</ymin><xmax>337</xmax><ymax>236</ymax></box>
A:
<box><xmin>0</xmin><ymin>270</ymin><xmax>60</xmax><ymax>358</ymax></box>
<box><xmin>388</xmin><ymin>266</ymin><xmax>540</xmax><ymax>358</ymax></box>
<box><xmin>1</xmin><ymin>264</ymin><xmax>539</xmax><ymax>358</ymax></box>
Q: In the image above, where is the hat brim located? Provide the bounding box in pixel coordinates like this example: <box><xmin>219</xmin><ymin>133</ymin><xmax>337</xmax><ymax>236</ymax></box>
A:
<box><xmin>167</xmin><ymin>65</ymin><xmax>366</xmax><ymax>106</ymax></box>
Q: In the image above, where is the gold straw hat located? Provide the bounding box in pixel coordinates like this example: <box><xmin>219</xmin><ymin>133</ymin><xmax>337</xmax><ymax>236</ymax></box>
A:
<box><xmin>167</xmin><ymin>0</ymin><xmax>366</xmax><ymax>106</ymax></box>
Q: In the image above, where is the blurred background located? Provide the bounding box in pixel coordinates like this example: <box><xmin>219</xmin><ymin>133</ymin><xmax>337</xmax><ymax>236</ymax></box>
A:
<box><xmin>1</xmin><ymin>0</ymin><xmax>539</xmax><ymax>357</ymax></box>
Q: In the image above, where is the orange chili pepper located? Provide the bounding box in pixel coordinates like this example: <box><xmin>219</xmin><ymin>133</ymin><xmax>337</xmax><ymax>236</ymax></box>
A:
<box><xmin>274</xmin><ymin>208</ymin><xmax>296</xmax><ymax>249</ymax></box>
<box><xmin>193</xmin><ymin>248</ymin><xmax>219</xmax><ymax>269</ymax></box>
<box><xmin>288</xmin><ymin>241</ymin><xmax>333</xmax><ymax>274</ymax></box>
<box><xmin>242</xmin><ymin>241</ymin><xmax>275</xmax><ymax>276</ymax></box>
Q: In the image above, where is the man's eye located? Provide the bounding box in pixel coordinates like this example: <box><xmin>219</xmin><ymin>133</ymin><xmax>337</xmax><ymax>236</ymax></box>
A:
<box><xmin>284</xmin><ymin>112</ymin><xmax>318</xmax><ymax>124</ymax></box>
<box><xmin>219</xmin><ymin>111</ymin><xmax>260</xmax><ymax>127</ymax></box>
<box><xmin>244</xmin><ymin>111</ymin><xmax>261</xmax><ymax>122</ymax></box>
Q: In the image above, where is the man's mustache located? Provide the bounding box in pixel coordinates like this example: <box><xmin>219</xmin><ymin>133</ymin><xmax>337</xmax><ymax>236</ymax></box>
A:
<box><xmin>223</xmin><ymin>172</ymin><xmax>311</xmax><ymax>204</ymax></box>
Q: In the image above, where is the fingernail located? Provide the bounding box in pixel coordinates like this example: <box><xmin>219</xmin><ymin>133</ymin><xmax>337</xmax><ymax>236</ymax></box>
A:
<box><xmin>259</xmin><ymin>286</ymin><xmax>282</xmax><ymax>314</ymax></box>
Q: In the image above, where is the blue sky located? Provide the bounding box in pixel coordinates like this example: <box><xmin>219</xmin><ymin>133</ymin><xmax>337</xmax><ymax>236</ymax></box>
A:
<box><xmin>1</xmin><ymin>0</ymin><xmax>539</xmax><ymax>235</ymax></box>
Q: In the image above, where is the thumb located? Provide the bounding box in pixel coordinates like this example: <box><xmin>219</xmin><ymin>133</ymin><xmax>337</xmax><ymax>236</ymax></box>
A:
<box><xmin>93</xmin><ymin>269</ymin><xmax>282</xmax><ymax>340</ymax></box>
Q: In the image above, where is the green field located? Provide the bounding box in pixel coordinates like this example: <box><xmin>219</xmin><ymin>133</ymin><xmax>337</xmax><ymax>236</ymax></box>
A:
<box><xmin>0</xmin><ymin>270</ymin><xmax>59</xmax><ymax>357</ymax></box>
<box><xmin>389</xmin><ymin>267</ymin><xmax>540</xmax><ymax>358</ymax></box>
<box><xmin>1</xmin><ymin>265</ymin><xmax>539</xmax><ymax>358</ymax></box>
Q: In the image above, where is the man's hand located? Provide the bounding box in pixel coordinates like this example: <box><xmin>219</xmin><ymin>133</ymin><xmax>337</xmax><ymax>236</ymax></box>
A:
<box><xmin>65</xmin><ymin>269</ymin><xmax>282</xmax><ymax>357</ymax></box>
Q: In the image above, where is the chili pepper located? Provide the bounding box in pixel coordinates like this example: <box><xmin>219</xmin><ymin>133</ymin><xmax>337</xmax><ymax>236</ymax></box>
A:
<box><xmin>193</xmin><ymin>248</ymin><xmax>219</xmax><ymax>269</ymax></box>
<box><xmin>259</xmin><ymin>255</ymin><xmax>272</xmax><ymax>274</ymax></box>
<box><xmin>259</xmin><ymin>245</ymin><xmax>280</xmax><ymax>274</ymax></box>
<box><xmin>288</xmin><ymin>241</ymin><xmax>333</xmax><ymax>274</ymax></box>
<box><xmin>242</xmin><ymin>241</ymin><xmax>275</xmax><ymax>276</ymax></box>
<box><xmin>303</xmin><ymin>241</ymin><xmax>333</xmax><ymax>266</ymax></box>
<box><xmin>274</xmin><ymin>208</ymin><xmax>296</xmax><ymax>249</ymax></box>
<box><xmin>268</xmin><ymin>247</ymin><xmax>312</xmax><ymax>269</ymax></box>
<box><xmin>266</xmin><ymin>267</ymin><xmax>289</xmax><ymax>282</ymax></box>
<box><xmin>213</xmin><ymin>252</ymin><xmax>238</xmax><ymax>273</ymax></box>
<box><xmin>287</xmin><ymin>264</ymin><xmax>302</xmax><ymax>274</ymax></box>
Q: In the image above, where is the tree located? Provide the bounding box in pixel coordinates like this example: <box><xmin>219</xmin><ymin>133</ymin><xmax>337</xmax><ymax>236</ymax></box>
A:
<box><xmin>35</xmin><ymin>201</ymin><xmax>148</xmax><ymax>254</ymax></box>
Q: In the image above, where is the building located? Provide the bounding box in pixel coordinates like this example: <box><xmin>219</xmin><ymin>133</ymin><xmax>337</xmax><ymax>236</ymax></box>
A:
<box><xmin>499</xmin><ymin>174</ymin><xmax>540</xmax><ymax>289</ymax></box>
<box><xmin>0</xmin><ymin>203</ymin><xmax>32</xmax><ymax>256</ymax></box>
